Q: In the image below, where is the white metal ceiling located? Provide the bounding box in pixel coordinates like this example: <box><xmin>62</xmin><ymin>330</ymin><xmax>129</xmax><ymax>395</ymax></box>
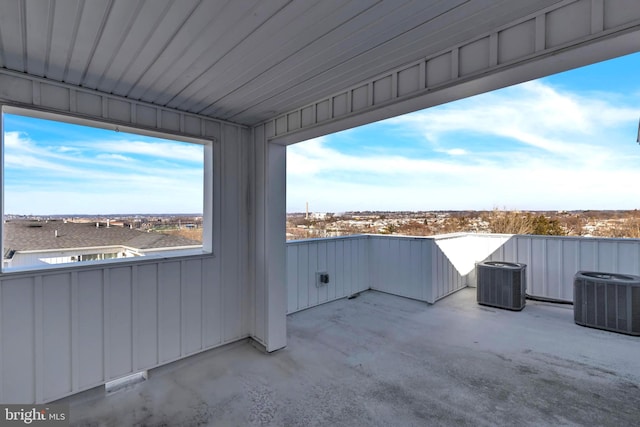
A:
<box><xmin>0</xmin><ymin>0</ymin><xmax>567</xmax><ymax>126</ymax></box>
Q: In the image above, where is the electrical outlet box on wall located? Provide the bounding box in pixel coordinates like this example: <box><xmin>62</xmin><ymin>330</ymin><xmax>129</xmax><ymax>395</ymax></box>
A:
<box><xmin>316</xmin><ymin>272</ymin><xmax>329</xmax><ymax>288</ymax></box>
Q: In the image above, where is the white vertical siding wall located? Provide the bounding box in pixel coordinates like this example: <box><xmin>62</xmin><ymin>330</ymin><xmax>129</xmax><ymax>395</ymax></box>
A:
<box><xmin>220</xmin><ymin>124</ymin><xmax>250</xmax><ymax>342</ymax></box>
<box><xmin>286</xmin><ymin>236</ymin><xmax>368</xmax><ymax>314</ymax></box>
<box><xmin>0</xmin><ymin>256</ymin><xmax>243</xmax><ymax>404</ymax></box>
<box><xmin>286</xmin><ymin>235</ymin><xmax>467</xmax><ymax>311</ymax></box>
<box><xmin>486</xmin><ymin>235</ymin><xmax>640</xmax><ymax>302</ymax></box>
<box><xmin>368</xmin><ymin>236</ymin><xmax>465</xmax><ymax>303</ymax></box>
<box><xmin>369</xmin><ymin>236</ymin><xmax>432</xmax><ymax>302</ymax></box>
<box><xmin>435</xmin><ymin>233</ymin><xmax>512</xmax><ymax>281</ymax></box>
<box><xmin>430</xmin><ymin>241</ymin><xmax>466</xmax><ymax>303</ymax></box>
<box><xmin>286</xmin><ymin>234</ymin><xmax>640</xmax><ymax>310</ymax></box>
<box><xmin>250</xmin><ymin>124</ymin><xmax>287</xmax><ymax>352</ymax></box>
<box><xmin>0</xmin><ymin>73</ymin><xmax>251</xmax><ymax>404</ymax></box>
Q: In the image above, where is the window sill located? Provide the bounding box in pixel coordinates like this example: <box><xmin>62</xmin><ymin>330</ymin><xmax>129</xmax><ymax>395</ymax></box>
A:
<box><xmin>1</xmin><ymin>248</ymin><xmax>214</xmax><ymax>277</ymax></box>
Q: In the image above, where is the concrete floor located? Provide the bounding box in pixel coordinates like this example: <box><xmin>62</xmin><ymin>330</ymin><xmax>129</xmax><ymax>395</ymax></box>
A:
<box><xmin>65</xmin><ymin>288</ymin><xmax>640</xmax><ymax>426</ymax></box>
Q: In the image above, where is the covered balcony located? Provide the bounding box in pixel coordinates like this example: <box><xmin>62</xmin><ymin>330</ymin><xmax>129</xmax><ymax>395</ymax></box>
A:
<box><xmin>63</xmin><ymin>232</ymin><xmax>640</xmax><ymax>425</ymax></box>
<box><xmin>1</xmin><ymin>1</ymin><xmax>640</xmax><ymax>425</ymax></box>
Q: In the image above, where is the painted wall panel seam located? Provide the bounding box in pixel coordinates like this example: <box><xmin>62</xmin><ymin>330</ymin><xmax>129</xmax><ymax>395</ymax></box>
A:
<box><xmin>535</xmin><ymin>14</ymin><xmax>547</xmax><ymax>51</ymax></box>
<box><xmin>591</xmin><ymin>0</ymin><xmax>605</xmax><ymax>33</ymax></box>
<box><xmin>70</xmin><ymin>272</ymin><xmax>79</xmax><ymax>392</ymax></box>
<box><xmin>0</xmin><ymin>278</ymin><xmax>4</xmax><ymax>403</ymax></box>
<box><xmin>131</xmin><ymin>266</ymin><xmax>139</xmax><ymax>371</ymax></box>
<box><xmin>32</xmin><ymin>81</ymin><xmax>40</xmax><ymax>105</ymax></box>
<box><xmin>34</xmin><ymin>276</ymin><xmax>43</xmax><ymax>403</ymax></box>
<box><xmin>102</xmin><ymin>269</ymin><xmax>110</xmax><ymax>381</ymax></box>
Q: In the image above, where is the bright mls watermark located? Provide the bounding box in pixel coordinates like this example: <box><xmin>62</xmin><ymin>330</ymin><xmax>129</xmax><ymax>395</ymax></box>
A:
<box><xmin>0</xmin><ymin>405</ymin><xmax>68</xmax><ymax>426</ymax></box>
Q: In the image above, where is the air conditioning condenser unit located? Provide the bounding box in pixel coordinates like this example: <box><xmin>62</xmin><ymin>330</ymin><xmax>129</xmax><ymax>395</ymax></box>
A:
<box><xmin>574</xmin><ymin>271</ymin><xmax>640</xmax><ymax>336</ymax></box>
<box><xmin>477</xmin><ymin>261</ymin><xmax>526</xmax><ymax>311</ymax></box>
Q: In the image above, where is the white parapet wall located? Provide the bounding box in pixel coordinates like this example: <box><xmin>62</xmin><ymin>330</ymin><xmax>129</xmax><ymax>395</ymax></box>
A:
<box><xmin>286</xmin><ymin>234</ymin><xmax>469</xmax><ymax>313</ymax></box>
<box><xmin>286</xmin><ymin>233</ymin><xmax>640</xmax><ymax>312</ymax></box>
<box><xmin>0</xmin><ymin>254</ymin><xmax>244</xmax><ymax>404</ymax></box>
<box><xmin>286</xmin><ymin>236</ymin><xmax>370</xmax><ymax>314</ymax></box>
<box><xmin>485</xmin><ymin>234</ymin><xmax>640</xmax><ymax>302</ymax></box>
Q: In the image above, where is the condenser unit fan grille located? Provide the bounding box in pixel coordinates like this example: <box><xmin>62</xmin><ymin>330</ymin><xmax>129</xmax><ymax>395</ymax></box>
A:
<box><xmin>574</xmin><ymin>272</ymin><xmax>640</xmax><ymax>336</ymax></box>
<box><xmin>477</xmin><ymin>261</ymin><xmax>527</xmax><ymax>311</ymax></box>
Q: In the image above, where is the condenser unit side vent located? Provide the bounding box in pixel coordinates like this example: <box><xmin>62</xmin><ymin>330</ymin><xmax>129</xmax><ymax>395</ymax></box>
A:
<box><xmin>574</xmin><ymin>271</ymin><xmax>640</xmax><ymax>336</ymax></box>
<box><xmin>477</xmin><ymin>261</ymin><xmax>527</xmax><ymax>311</ymax></box>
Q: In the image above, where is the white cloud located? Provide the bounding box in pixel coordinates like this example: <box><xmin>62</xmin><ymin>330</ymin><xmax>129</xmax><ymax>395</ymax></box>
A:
<box><xmin>94</xmin><ymin>140</ymin><xmax>203</xmax><ymax>162</ymax></box>
<box><xmin>439</xmin><ymin>148</ymin><xmax>467</xmax><ymax>156</ymax></box>
<box><xmin>3</xmin><ymin>131</ymin><xmax>28</xmax><ymax>148</ymax></box>
<box><xmin>390</xmin><ymin>81</ymin><xmax>637</xmax><ymax>156</ymax></box>
<box><xmin>288</xmin><ymin>137</ymin><xmax>471</xmax><ymax>177</ymax></box>
<box><xmin>96</xmin><ymin>153</ymin><xmax>134</xmax><ymax>162</ymax></box>
<box><xmin>56</xmin><ymin>146</ymin><xmax>79</xmax><ymax>153</ymax></box>
<box><xmin>287</xmin><ymin>80</ymin><xmax>640</xmax><ymax>212</ymax></box>
<box><xmin>3</xmin><ymin>132</ymin><xmax>203</xmax><ymax>214</ymax></box>
<box><xmin>5</xmin><ymin>132</ymin><xmax>202</xmax><ymax>178</ymax></box>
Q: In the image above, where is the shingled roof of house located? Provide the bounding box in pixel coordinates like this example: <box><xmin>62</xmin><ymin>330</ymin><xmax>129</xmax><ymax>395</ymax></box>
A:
<box><xmin>3</xmin><ymin>220</ymin><xmax>200</xmax><ymax>255</ymax></box>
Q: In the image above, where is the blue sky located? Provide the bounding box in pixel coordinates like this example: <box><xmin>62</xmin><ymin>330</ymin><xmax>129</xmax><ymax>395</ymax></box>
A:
<box><xmin>3</xmin><ymin>54</ymin><xmax>639</xmax><ymax>215</ymax></box>
<box><xmin>287</xmin><ymin>52</ymin><xmax>640</xmax><ymax>213</ymax></box>
<box><xmin>3</xmin><ymin>114</ymin><xmax>203</xmax><ymax>215</ymax></box>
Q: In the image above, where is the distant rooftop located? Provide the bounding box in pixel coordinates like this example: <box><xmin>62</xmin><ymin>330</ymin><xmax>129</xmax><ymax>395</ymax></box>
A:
<box><xmin>3</xmin><ymin>220</ymin><xmax>200</xmax><ymax>255</ymax></box>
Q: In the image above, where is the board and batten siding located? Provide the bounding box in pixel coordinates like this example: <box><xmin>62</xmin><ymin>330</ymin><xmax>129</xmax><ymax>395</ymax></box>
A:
<box><xmin>286</xmin><ymin>235</ymin><xmax>467</xmax><ymax>313</ymax></box>
<box><xmin>286</xmin><ymin>233</ymin><xmax>640</xmax><ymax>312</ymax></box>
<box><xmin>286</xmin><ymin>236</ymin><xmax>369</xmax><ymax>314</ymax></box>
<box><xmin>0</xmin><ymin>72</ymin><xmax>251</xmax><ymax>404</ymax></box>
<box><xmin>0</xmin><ymin>256</ymin><xmax>243</xmax><ymax>403</ymax></box>
<box><xmin>368</xmin><ymin>236</ymin><xmax>464</xmax><ymax>303</ymax></box>
<box><xmin>486</xmin><ymin>235</ymin><xmax>640</xmax><ymax>302</ymax></box>
<box><xmin>369</xmin><ymin>236</ymin><xmax>431</xmax><ymax>302</ymax></box>
<box><xmin>431</xmin><ymin>241</ymin><xmax>466</xmax><ymax>303</ymax></box>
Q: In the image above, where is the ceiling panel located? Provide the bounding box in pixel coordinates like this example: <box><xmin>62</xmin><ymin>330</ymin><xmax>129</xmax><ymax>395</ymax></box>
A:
<box><xmin>94</xmin><ymin>0</ymin><xmax>174</xmax><ymax>94</ymax></box>
<box><xmin>147</xmin><ymin>0</ymin><xmax>294</xmax><ymax>106</ymax></box>
<box><xmin>0</xmin><ymin>0</ymin><xmax>26</xmax><ymax>71</ymax></box>
<box><xmin>81</xmin><ymin>0</ymin><xmax>146</xmax><ymax>89</ymax></box>
<box><xmin>110</xmin><ymin>0</ymin><xmax>201</xmax><ymax>97</ymax></box>
<box><xmin>203</xmin><ymin>0</ymin><xmax>470</xmax><ymax>120</ymax></box>
<box><xmin>0</xmin><ymin>0</ymin><xmax>568</xmax><ymax>126</ymax></box>
<box><xmin>64</xmin><ymin>0</ymin><xmax>113</xmax><ymax>85</ymax></box>
<box><xmin>24</xmin><ymin>0</ymin><xmax>53</xmax><ymax>77</ymax></box>
<box><xmin>225</xmin><ymin>0</ymin><xmax>565</xmax><ymax>123</ymax></box>
<box><xmin>186</xmin><ymin>0</ymin><xmax>425</xmax><ymax>116</ymax></box>
<box><xmin>167</xmin><ymin>0</ymin><xmax>389</xmax><ymax>113</ymax></box>
<box><xmin>124</xmin><ymin>0</ymin><xmax>235</xmax><ymax>101</ymax></box>
<box><xmin>46</xmin><ymin>0</ymin><xmax>83</xmax><ymax>81</ymax></box>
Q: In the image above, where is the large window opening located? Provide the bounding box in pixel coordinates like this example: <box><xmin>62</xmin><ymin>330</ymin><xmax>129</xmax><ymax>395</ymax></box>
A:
<box><xmin>286</xmin><ymin>52</ymin><xmax>640</xmax><ymax>240</ymax></box>
<box><xmin>1</xmin><ymin>106</ymin><xmax>212</xmax><ymax>271</ymax></box>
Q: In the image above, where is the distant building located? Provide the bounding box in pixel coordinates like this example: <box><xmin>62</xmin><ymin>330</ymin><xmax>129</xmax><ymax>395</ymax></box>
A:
<box><xmin>3</xmin><ymin>220</ymin><xmax>201</xmax><ymax>269</ymax></box>
<box><xmin>310</xmin><ymin>212</ymin><xmax>330</xmax><ymax>220</ymax></box>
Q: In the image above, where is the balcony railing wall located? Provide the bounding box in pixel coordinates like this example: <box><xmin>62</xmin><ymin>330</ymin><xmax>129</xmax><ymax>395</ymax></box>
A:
<box><xmin>0</xmin><ymin>254</ymin><xmax>244</xmax><ymax>404</ymax></box>
<box><xmin>286</xmin><ymin>233</ymin><xmax>640</xmax><ymax>312</ymax></box>
<box><xmin>485</xmin><ymin>234</ymin><xmax>640</xmax><ymax>302</ymax></box>
<box><xmin>286</xmin><ymin>236</ymin><xmax>370</xmax><ymax>314</ymax></box>
<box><xmin>9</xmin><ymin>232</ymin><xmax>637</xmax><ymax>403</ymax></box>
<box><xmin>368</xmin><ymin>235</ymin><xmax>466</xmax><ymax>303</ymax></box>
<box><xmin>286</xmin><ymin>234</ymin><xmax>466</xmax><ymax>314</ymax></box>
